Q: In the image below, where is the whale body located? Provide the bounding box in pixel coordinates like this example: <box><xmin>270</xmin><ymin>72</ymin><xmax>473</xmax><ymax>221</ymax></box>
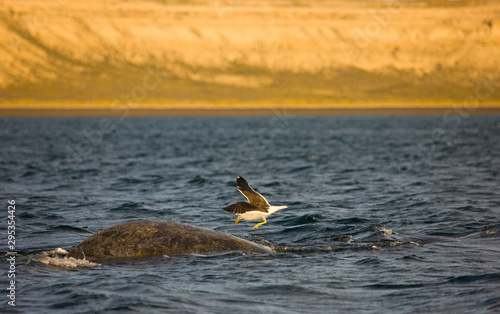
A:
<box><xmin>66</xmin><ymin>220</ymin><xmax>272</xmax><ymax>262</ymax></box>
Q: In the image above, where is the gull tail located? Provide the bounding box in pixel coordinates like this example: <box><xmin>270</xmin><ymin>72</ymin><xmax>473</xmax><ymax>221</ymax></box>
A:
<box><xmin>268</xmin><ymin>206</ymin><xmax>287</xmax><ymax>214</ymax></box>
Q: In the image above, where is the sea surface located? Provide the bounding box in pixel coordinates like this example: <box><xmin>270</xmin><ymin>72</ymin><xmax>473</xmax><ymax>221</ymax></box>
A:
<box><xmin>1</xmin><ymin>115</ymin><xmax>499</xmax><ymax>313</ymax></box>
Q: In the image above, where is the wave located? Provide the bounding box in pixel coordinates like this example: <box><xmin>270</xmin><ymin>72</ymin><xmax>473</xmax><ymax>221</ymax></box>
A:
<box><xmin>108</xmin><ymin>202</ymin><xmax>151</xmax><ymax>213</ymax></box>
<box><xmin>27</xmin><ymin>248</ymin><xmax>101</xmax><ymax>268</ymax></box>
<box><xmin>273</xmin><ymin>240</ymin><xmax>419</xmax><ymax>255</ymax></box>
<box><xmin>463</xmin><ymin>223</ymin><xmax>500</xmax><ymax>239</ymax></box>
<box><xmin>188</xmin><ymin>175</ymin><xmax>210</xmax><ymax>185</ymax></box>
<box><xmin>35</xmin><ymin>256</ymin><xmax>100</xmax><ymax>268</ymax></box>
<box><xmin>281</xmin><ymin>214</ymin><xmax>323</xmax><ymax>226</ymax></box>
<box><xmin>444</xmin><ymin>273</ymin><xmax>500</xmax><ymax>285</ymax></box>
<box><xmin>335</xmin><ymin>217</ymin><xmax>371</xmax><ymax>224</ymax></box>
<box><xmin>365</xmin><ymin>273</ymin><xmax>500</xmax><ymax>291</ymax></box>
<box><xmin>50</xmin><ymin>225</ymin><xmax>92</xmax><ymax>233</ymax></box>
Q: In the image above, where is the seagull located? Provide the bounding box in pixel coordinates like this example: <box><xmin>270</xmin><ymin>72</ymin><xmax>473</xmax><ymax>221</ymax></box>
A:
<box><xmin>223</xmin><ymin>176</ymin><xmax>287</xmax><ymax>229</ymax></box>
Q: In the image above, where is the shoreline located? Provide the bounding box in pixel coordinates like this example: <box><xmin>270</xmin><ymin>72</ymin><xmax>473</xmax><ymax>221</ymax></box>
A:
<box><xmin>2</xmin><ymin>107</ymin><xmax>499</xmax><ymax>117</ymax></box>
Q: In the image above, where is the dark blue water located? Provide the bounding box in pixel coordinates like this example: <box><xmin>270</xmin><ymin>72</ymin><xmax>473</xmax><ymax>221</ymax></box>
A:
<box><xmin>1</xmin><ymin>115</ymin><xmax>499</xmax><ymax>313</ymax></box>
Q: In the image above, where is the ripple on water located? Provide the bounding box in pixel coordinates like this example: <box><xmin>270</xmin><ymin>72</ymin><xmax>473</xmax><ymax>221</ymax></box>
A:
<box><xmin>2</xmin><ymin>116</ymin><xmax>499</xmax><ymax>313</ymax></box>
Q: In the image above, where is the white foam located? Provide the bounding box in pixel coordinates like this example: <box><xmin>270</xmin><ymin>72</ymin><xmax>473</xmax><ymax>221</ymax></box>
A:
<box><xmin>34</xmin><ymin>248</ymin><xmax>100</xmax><ymax>268</ymax></box>
<box><xmin>374</xmin><ymin>226</ymin><xmax>396</xmax><ymax>237</ymax></box>
<box><xmin>41</xmin><ymin>247</ymin><xmax>69</xmax><ymax>257</ymax></box>
<box><xmin>35</xmin><ymin>256</ymin><xmax>100</xmax><ymax>268</ymax></box>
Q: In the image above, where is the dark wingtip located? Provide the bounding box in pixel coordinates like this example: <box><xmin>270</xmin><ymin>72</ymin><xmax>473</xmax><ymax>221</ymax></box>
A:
<box><xmin>238</xmin><ymin>176</ymin><xmax>249</xmax><ymax>184</ymax></box>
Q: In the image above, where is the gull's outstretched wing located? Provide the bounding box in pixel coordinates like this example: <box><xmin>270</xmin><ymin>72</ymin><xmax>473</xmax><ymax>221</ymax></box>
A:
<box><xmin>237</xmin><ymin>176</ymin><xmax>270</xmax><ymax>208</ymax></box>
<box><xmin>223</xmin><ymin>202</ymin><xmax>268</xmax><ymax>214</ymax></box>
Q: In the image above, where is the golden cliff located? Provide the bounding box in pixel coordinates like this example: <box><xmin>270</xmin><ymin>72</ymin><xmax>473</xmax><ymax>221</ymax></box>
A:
<box><xmin>1</xmin><ymin>0</ymin><xmax>499</xmax><ymax>112</ymax></box>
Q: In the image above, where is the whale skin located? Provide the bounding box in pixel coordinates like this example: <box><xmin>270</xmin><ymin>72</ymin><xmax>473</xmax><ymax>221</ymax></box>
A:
<box><xmin>66</xmin><ymin>220</ymin><xmax>272</xmax><ymax>262</ymax></box>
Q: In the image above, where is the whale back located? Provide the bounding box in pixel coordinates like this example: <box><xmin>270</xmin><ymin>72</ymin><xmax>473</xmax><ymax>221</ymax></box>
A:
<box><xmin>67</xmin><ymin>220</ymin><xmax>272</xmax><ymax>262</ymax></box>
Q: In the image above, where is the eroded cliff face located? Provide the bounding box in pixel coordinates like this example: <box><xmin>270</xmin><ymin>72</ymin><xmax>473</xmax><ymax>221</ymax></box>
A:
<box><xmin>1</xmin><ymin>0</ymin><xmax>499</xmax><ymax>107</ymax></box>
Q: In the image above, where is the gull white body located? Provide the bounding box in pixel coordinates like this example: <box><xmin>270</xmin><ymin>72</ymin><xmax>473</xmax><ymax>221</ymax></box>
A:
<box><xmin>237</xmin><ymin>206</ymin><xmax>288</xmax><ymax>221</ymax></box>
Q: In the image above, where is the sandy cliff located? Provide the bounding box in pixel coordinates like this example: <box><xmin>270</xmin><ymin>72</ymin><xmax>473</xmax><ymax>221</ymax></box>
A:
<box><xmin>0</xmin><ymin>0</ymin><xmax>499</xmax><ymax>110</ymax></box>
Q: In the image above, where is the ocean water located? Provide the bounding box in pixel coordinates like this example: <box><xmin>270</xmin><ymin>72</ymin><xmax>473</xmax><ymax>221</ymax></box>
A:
<box><xmin>1</xmin><ymin>114</ymin><xmax>499</xmax><ymax>313</ymax></box>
